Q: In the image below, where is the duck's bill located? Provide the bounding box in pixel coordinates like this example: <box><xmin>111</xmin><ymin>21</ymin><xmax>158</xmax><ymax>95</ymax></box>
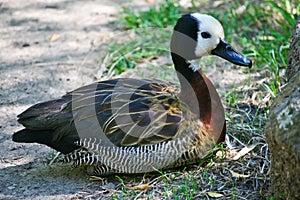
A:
<box><xmin>211</xmin><ymin>39</ymin><xmax>252</xmax><ymax>68</ymax></box>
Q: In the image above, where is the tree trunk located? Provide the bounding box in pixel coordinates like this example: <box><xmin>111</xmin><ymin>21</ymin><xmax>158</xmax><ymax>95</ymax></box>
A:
<box><xmin>286</xmin><ymin>16</ymin><xmax>300</xmax><ymax>80</ymax></box>
<box><xmin>265</xmin><ymin>16</ymin><xmax>300</xmax><ymax>200</ymax></box>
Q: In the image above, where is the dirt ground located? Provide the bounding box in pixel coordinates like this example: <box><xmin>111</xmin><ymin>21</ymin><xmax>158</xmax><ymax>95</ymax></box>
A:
<box><xmin>0</xmin><ymin>1</ymin><xmax>147</xmax><ymax>199</ymax></box>
<box><xmin>0</xmin><ymin>0</ymin><xmax>258</xmax><ymax>199</ymax></box>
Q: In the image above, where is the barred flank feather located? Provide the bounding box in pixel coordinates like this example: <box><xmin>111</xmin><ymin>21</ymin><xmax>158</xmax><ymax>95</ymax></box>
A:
<box><xmin>74</xmin><ymin>132</ymin><xmax>196</xmax><ymax>174</ymax></box>
<box><xmin>64</xmin><ymin>149</ymin><xmax>100</xmax><ymax>166</ymax></box>
<box><xmin>88</xmin><ymin>165</ymin><xmax>114</xmax><ymax>176</ymax></box>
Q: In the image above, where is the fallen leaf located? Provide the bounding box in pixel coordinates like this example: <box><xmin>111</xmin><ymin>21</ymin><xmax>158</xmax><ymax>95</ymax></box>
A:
<box><xmin>89</xmin><ymin>176</ymin><xmax>105</xmax><ymax>181</ymax></box>
<box><xmin>148</xmin><ymin>56</ymin><xmax>158</xmax><ymax>61</ymax></box>
<box><xmin>50</xmin><ymin>33</ymin><xmax>61</xmax><ymax>42</ymax></box>
<box><xmin>233</xmin><ymin>143</ymin><xmax>258</xmax><ymax>160</ymax></box>
<box><xmin>207</xmin><ymin>191</ymin><xmax>224</xmax><ymax>198</ymax></box>
<box><xmin>230</xmin><ymin>169</ymin><xmax>251</xmax><ymax>178</ymax></box>
<box><xmin>127</xmin><ymin>184</ymin><xmax>151</xmax><ymax>191</ymax></box>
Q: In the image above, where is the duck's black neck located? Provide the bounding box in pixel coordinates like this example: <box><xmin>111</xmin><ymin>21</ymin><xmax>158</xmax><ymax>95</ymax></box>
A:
<box><xmin>171</xmin><ymin>53</ymin><xmax>194</xmax><ymax>84</ymax></box>
<box><xmin>172</xmin><ymin>52</ymin><xmax>211</xmax><ymax>124</ymax></box>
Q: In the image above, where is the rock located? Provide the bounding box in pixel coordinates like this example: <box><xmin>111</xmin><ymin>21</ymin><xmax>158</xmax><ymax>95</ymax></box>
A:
<box><xmin>286</xmin><ymin>16</ymin><xmax>300</xmax><ymax>80</ymax></box>
<box><xmin>265</xmin><ymin>16</ymin><xmax>300</xmax><ymax>200</ymax></box>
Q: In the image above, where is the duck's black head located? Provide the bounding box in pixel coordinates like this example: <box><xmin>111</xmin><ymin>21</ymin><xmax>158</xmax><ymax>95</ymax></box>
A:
<box><xmin>170</xmin><ymin>13</ymin><xmax>252</xmax><ymax>71</ymax></box>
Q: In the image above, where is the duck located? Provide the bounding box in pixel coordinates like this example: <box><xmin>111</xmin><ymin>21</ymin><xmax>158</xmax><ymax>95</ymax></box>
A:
<box><xmin>12</xmin><ymin>13</ymin><xmax>252</xmax><ymax>176</ymax></box>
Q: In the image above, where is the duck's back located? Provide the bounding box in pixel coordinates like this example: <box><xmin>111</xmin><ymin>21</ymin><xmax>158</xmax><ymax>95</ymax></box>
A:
<box><xmin>13</xmin><ymin>78</ymin><xmax>183</xmax><ymax>154</ymax></box>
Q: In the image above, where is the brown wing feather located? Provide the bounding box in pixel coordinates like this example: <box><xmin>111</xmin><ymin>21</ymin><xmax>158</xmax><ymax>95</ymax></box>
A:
<box><xmin>64</xmin><ymin>78</ymin><xmax>182</xmax><ymax>147</ymax></box>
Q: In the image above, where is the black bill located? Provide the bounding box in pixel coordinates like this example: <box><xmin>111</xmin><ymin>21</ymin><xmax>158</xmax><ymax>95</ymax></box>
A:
<box><xmin>211</xmin><ymin>39</ymin><xmax>252</xmax><ymax>68</ymax></box>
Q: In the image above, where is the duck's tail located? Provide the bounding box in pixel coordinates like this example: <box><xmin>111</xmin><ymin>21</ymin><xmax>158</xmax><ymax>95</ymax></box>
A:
<box><xmin>17</xmin><ymin>98</ymin><xmax>71</xmax><ymax>130</ymax></box>
<box><xmin>12</xmin><ymin>129</ymin><xmax>53</xmax><ymax>143</ymax></box>
<box><xmin>12</xmin><ymin>97</ymin><xmax>78</xmax><ymax>154</ymax></box>
<box><xmin>12</xmin><ymin>129</ymin><xmax>78</xmax><ymax>154</ymax></box>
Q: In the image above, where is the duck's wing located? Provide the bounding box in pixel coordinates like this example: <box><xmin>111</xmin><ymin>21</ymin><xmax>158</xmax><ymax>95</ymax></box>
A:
<box><xmin>64</xmin><ymin>78</ymin><xmax>182</xmax><ymax>146</ymax></box>
<box><xmin>14</xmin><ymin>78</ymin><xmax>182</xmax><ymax>153</ymax></box>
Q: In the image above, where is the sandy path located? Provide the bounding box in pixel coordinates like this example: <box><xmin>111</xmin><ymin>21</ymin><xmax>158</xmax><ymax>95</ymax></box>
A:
<box><xmin>0</xmin><ymin>1</ymin><xmax>151</xmax><ymax>199</ymax></box>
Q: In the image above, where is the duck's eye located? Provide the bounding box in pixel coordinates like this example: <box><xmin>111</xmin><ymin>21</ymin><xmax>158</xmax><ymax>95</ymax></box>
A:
<box><xmin>201</xmin><ymin>32</ymin><xmax>211</xmax><ymax>39</ymax></box>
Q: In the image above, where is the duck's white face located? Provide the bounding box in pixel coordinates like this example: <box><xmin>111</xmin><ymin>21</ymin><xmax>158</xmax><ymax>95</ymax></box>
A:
<box><xmin>171</xmin><ymin>13</ymin><xmax>252</xmax><ymax>70</ymax></box>
<box><xmin>191</xmin><ymin>13</ymin><xmax>225</xmax><ymax>58</ymax></box>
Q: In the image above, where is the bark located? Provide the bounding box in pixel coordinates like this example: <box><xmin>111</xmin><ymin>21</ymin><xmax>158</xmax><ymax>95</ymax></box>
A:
<box><xmin>265</xmin><ymin>16</ymin><xmax>300</xmax><ymax>200</ymax></box>
<box><xmin>286</xmin><ymin>16</ymin><xmax>300</xmax><ymax>80</ymax></box>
